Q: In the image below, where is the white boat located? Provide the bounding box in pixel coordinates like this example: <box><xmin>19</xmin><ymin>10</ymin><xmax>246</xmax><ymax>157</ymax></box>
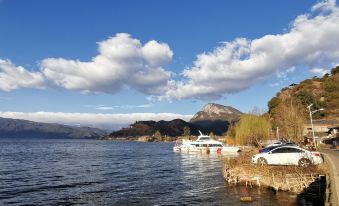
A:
<box><xmin>173</xmin><ymin>131</ymin><xmax>240</xmax><ymax>153</ymax></box>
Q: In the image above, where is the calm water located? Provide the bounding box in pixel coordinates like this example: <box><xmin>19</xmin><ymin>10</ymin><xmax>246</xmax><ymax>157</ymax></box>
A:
<box><xmin>0</xmin><ymin>138</ymin><xmax>319</xmax><ymax>205</ymax></box>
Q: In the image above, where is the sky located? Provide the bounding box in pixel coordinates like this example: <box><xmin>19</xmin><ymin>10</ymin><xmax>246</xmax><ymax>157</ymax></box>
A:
<box><xmin>1</xmin><ymin>0</ymin><xmax>339</xmax><ymax>131</ymax></box>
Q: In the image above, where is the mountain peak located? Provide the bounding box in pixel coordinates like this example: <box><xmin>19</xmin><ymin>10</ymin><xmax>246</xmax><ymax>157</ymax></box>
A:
<box><xmin>190</xmin><ymin>103</ymin><xmax>242</xmax><ymax>135</ymax></box>
<box><xmin>202</xmin><ymin>103</ymin><xmax>235</xmax><ymax>115</ymax></box>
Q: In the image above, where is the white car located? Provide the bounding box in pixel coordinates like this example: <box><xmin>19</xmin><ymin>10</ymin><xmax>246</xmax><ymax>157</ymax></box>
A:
<box><xmin>251</xmin><ymin>146</ymin><xmax>323</xmax><ymax>167</ymax></box>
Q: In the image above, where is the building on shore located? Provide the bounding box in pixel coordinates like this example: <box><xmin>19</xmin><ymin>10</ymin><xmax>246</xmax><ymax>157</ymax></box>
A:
<box><xmin>303</xmin><ymin>119</ymin><xmax>339</xmax><ymax>136</ymax></box>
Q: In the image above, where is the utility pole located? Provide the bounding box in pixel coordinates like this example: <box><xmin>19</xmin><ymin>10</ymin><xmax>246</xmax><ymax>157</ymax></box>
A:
<box><xmin>307</xmin><ymin>104</ymin><xmax>324</xmax><ymax>146</ymax></box>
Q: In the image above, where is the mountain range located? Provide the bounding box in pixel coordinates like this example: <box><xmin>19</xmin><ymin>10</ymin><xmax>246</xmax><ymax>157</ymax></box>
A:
<box><xmin>108</xmin><ymin>119</ymin><xmax>210</xmax><ymax>138</ymax></box>
<box><xmin>106</xmin><ymin>103</ymin><xmax>242</xmax><ymax>139</ymax></box>
<box><xmin>0</xmin><ymin>117</ymin><xmax>107</xmax><ymax>139</ymax></box>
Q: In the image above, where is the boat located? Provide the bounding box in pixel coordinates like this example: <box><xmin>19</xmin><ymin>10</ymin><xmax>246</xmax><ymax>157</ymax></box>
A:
<box><xmin>173</xmin><ymin>131</ymin><xmax>240</xmax><ymax>153</ymax></box>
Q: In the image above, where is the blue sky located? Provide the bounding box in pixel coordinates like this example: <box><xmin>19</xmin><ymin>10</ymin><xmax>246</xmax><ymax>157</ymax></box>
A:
<box><xmin>1</xmin><ymin>0</ymin><xmax>338</xmax><ymax>130</ymax></box>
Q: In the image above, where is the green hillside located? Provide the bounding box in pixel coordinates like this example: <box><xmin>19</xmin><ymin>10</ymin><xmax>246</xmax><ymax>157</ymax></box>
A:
<box><xmin>266</xmin><ymin>66</ymin><xmax>339</xmax><ymax>140</ymax></box>
<box><xmin>268</xmin><ymin>66</ymin><xmax>339</xmax><ymax>120</ymax></box>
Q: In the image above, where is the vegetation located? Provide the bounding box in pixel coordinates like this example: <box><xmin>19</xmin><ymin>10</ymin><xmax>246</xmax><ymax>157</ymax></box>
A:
<box><xmin>0</xmin><ymin>117</ymin><xmax>106</xmax><ymax>139</ymax></box>
<box><xmin>331</xmin><ymin>65</ymin><xmax>339</xmax><ymax>75</ymax></box>
<box><xmin>268</xmin><ymin>97</ymin><xmax>281</xmax><ymax>114</ymax></box>
<box><xmin>183</xmin><ymin>126</ymin><xmax>191</xmax><ymax>136</ymax></box>
<box><xmin>271</xmin><ymin>99</ymin><xmax>306</xmax><ymax>143</ymax></box>
<box><xmin>153</xmin><ymin>130</ymin><xmax>161</xmax><ymax>138</ymax></box>
<box><xmin>234</xmin><ymin>114</ymin><xmax>271</xmax><ymax>146</ymax></box>
<box><xmin>267</xmin><ymin>65</ymin><xmax>339</xmax><ymax>141</ymax></box>
<box><xmin>224</xmin><ymin>150</ymin><xmax>326</xmax><ymax>194</ymax></box>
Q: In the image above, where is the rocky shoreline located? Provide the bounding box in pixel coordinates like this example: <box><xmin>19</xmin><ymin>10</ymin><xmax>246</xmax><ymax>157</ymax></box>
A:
<box><xmin>223</xmin><ymin>150</ymin><xmax>328</xmax><ymax>203</ymax></box>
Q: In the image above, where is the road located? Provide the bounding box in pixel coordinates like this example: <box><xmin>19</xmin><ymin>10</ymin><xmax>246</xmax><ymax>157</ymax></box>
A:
<box><xmin>321</xmin><ymin>146</ymin><xmax>339</xmax><ymax>206</ymax></box>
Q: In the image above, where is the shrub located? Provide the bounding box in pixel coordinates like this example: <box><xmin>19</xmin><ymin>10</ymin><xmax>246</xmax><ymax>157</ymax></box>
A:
<box><xmin>268</xmin><ymin>97</ymin><xmax>281</xmax><ymax>113</ymax></box>
<box><xmin>330</xmin><ymin>65</ymin><xmax>339</xmax><ymax>75</ymax></box>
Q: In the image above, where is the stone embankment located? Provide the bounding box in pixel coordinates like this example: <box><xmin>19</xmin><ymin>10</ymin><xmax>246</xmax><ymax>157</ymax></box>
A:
<box><xmin>223</xmin><ymin>151</ymin><xmax>327</xmax><ymax>194</ymax></box>
<box><xmin>224</xmin><ymin>165</ymin><xmax>324</xmax><ymax>193</ymax></box>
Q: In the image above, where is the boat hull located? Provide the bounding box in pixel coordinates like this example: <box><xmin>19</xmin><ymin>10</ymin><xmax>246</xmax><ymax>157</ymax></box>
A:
<box><xmin>173</xmin><ymin>146</ymin><xmax>239</xmax><ymax>153</ymax></box>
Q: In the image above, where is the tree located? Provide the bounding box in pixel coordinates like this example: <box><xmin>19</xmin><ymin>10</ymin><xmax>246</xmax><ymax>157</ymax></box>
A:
<box><xmin>226</xmin><ymin>124</ymin><xmax>236</xmax><ymax>139</ymax></box>
<box><xmin>294</xmin><ymin>90</ymin><xmax>316</xmax><ymax>106</ymax></box>
<box><xmin>183</xmin><ymin>126</ymin><xmax>190</xmax><ymax>137</ymax></box>
<box><xmin>268</xmin><ymin>97</ymin><xmax>281</xmax><ymax>114</ymax></box>
<box><xmin>330</xmin><ymin>65</ymin><xmax>339</xmax><ymax>75</ymax></box>
<box><xmin>272</xmin><ymin>99</ymin><xmax>306</xmax><ymax>143</ymax></box>
<box><xmin>235</xmin><ymin>114</ymin><xmax>271</xmax><ymax>146</ymax></box>
<box><xmin>291</xmin><ymin>90</ymin><xmax>325</xmax><ymax>119</ymax></box>
<box><xmin>154</xmin><ymin>130</ymin><xmax>161</xmax><ymax>138</ymax></box>
<box><xmin>225</xmin><ymin>124</ymin><xmax>236</xmax><ymax>145</ymax></box>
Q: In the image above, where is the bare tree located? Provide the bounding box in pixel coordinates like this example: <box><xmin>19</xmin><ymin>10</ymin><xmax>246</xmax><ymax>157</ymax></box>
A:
<box><xmin>272</xmin><ymin>99</ymin><xmax>306</xmax><ymax>143</ymax></box>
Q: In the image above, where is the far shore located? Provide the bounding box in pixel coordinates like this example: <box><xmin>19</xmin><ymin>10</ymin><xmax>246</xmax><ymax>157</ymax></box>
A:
<box><xmin>101</xmin><ymin>135</ymin><xmax>227</xmax><ymax>143</ymax></box>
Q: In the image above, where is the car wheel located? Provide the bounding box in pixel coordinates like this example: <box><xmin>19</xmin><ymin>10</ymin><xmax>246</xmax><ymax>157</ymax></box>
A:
<box><xmin>298</xmin><ymin>158</ymin><xmax>311</xmax><ymax>167</ymax></box>
<box><xmin>257</xmin><ymin>157</ymin><xmax>267</xmax><ymax>166</ymax></box>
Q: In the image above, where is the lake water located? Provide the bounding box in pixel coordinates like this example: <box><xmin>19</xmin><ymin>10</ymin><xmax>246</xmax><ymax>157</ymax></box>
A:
<box><xmin>0</xmin><ymin>138</ymin><xmax>320</xmax><ymax>205</ymax></box>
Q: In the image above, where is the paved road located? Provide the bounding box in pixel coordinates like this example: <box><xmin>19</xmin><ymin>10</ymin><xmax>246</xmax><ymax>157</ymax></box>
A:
<box><xmin>321</xmin><ymin>146</ymin><xmax>339</xmax><ymax>206</ymax></box>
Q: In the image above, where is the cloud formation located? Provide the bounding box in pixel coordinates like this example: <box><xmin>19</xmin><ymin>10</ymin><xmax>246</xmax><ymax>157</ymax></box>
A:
<box><xmin>0</xmin><ymin>59</ymin><xmax>46</xmax><ymax>91</ymax></box>
<box><xmin>86</xmin><ymin>104</ymin><xmax>153</xmax><ymax>110</ymax></box>
<box><xmin>0</xmin><ymin>111</ymin><xmax>192</xmax><ymax>131</ymax></box>
<box><xmin>309</xmin><ymin>68</ymin><xmax>330</xmax><ymax>76</ymax></box>
<box><xmin>164</xmin><ymin>0</ymin><xmax>339</xmax><ymax>100</ymax></box>
<box><xmin>41</xmin><ymin>33</ymin><xmax>173</xmax><ymax>95</ymax></box>
<box><xmin>1</xmin><ymin>1</ymin><xmax>339</xmax><ymax>101</ymax></box>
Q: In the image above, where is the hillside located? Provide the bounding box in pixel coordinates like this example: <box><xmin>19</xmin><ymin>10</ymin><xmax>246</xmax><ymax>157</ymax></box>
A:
<box><xmin>107</xmin><ymin>119</ymin><xmax>210</xmax><ymax>138</ymax></box>
<box><xmin>190</xmin><ymin>103</ymin><xmax>242</xmax><ymax>135</ymax></box>
<box><xmin>268</xmin><ymin>66</ymin><xmax>339</xmax><ymax>120</ymax></box>
<box><xmin>0</xmin><ymin>117</ymin><xmax>107</xmax><ymax>139</ymax></box>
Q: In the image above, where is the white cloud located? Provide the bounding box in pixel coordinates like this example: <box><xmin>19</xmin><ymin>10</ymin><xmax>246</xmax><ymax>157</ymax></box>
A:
<box><xmin>309</xmin><ymin>68</ymin><xmax>330</xmax><ymax>76</ymax></box>
<box><xmin>41</xmin><ymin>33</ymin><xmax>173</xmax><ymax>95</ymax></box>
<box><xmin>0</xmin><ymin>111</ymin><xmax>193</xmax><ymax>131</ymax></box>
<box><xmin>269</xmin><ymin>82</ymin><xmax>281</xmax><ymax>87</ymax></box>
<box><xmin>1</xmin><ymin>1</ymin><xmax>339</xmax><ymax>102</ymax></box>
<box><xmin>0</xmin><ymin>59</ymin><xmax>46</xmax><ymax>91</ymax></box>
<box><xmin>86</xmin><ymin>103</ymin><xmax>153</xmax><ymax>110</ymax></box>
<box><xmin>164</xmin><ymin>0</ymin><xmax>339</xmax><ymax>100</ymax></box>
<box><xmin>276</xmin><ymin>66</ymin><xmax>296</xmax><ymax>80</ymax></box>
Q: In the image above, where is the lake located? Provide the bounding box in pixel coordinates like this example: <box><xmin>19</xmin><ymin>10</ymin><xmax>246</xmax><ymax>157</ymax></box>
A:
<box><xmin>0</xmin><ymin>138</ymin><xmax>318</xmax><ymax>205</ymax></box>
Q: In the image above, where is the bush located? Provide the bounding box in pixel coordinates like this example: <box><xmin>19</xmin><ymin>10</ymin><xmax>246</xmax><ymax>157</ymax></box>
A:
<box><xmin>331</xmin><ymin>65</ymin><xmax>339</xmax><ymax>75</ymax></box>
<box><xmin>268</xmin><ymin>97</ymin><xmax>281</xmax><ymax>113</ymax></box>
<box><xmin>324</xmin><ymin>78</ymin><xmax>339</xmax><ymax>93</ymax></box>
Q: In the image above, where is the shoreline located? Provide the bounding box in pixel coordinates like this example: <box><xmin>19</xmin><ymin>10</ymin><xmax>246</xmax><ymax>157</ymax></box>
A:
<box><xmin>223</xmin><ymin>150</ymin><xmax>328</xmax><ymax>203</ymax></box>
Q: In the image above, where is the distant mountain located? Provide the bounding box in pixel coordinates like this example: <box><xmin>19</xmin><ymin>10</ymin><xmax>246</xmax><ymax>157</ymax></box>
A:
<box><xmin>190</xmin><ymin>103</ymin><xmax>242</xmax><ymax>135</ymax></box>
<box><xmin>0</xmin><ymin>117</ymin><xmax>107</xmax><ymax>139</ymax></box>
<box><xmin>105</xmin><ymin>103</ymin><xmax>243</xmax><ymax>139</ymax></box>
<box><xmin>107</xmin><ymin>119</ymin><xmax>210</xmax><ymax>139</ymax></box>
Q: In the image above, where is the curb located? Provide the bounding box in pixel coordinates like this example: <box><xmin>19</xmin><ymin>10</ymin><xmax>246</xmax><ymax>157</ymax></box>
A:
<box><xmin>323</xmin><ymin>152</ymin><xmax>339</xmax><ymax>206</ymax></box>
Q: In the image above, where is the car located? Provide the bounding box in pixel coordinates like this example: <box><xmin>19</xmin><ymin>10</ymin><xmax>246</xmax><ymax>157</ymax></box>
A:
<box><xmin>265</xmin><ymin>141</ymin><xmax>295</xmax><ymax>148</ymax></box>
<box><xmin>252</xmin><ymin>145</ymin><xmax>323</xmax><ymax>167</ymax></box>
<box><xmin>259</xmin><ymin>145</ymin><xmax>281</xmax><ymax>153</ymax></box>
<box><xmin>259</xmin><ymin>142</ymin><xmax>296</xmax><ymax>153</ymax></box>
